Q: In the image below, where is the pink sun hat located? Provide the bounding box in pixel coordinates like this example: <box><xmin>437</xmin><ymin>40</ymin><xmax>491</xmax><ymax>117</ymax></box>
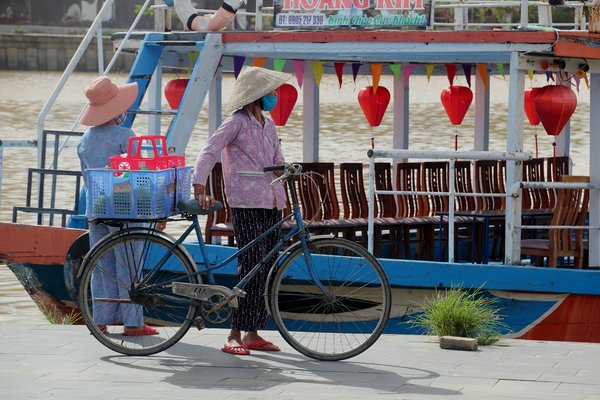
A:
<box><xmin>80</xmin><ymin>76</ymin><xmax>138</xmax><ymax>126</ymax></box>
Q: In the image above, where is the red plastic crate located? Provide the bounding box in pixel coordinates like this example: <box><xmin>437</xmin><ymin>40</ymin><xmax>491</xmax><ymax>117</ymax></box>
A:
<box><xmin>109</xmin><ymin>135</ymin><xmax>185</xmax><ymax>172</ymax></box>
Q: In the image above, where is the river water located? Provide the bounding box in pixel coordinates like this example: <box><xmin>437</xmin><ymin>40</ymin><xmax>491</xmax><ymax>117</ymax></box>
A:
<box><xmin>0</xmin><ymin>70</ymin><xmax>592</xmax><ymax>321</ymax></box>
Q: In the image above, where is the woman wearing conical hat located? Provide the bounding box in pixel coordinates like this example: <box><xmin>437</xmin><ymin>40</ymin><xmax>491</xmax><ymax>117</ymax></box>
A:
<box><xmin>193</xmin><ymin>66</ymin><xmax>292</xmax><ymax>355</ymax></box>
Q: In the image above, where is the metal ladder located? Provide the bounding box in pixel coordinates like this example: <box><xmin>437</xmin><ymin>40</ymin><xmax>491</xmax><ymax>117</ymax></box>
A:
<box><xmin>121</xmin><ymin>32</ymin><xmax>224</xmax><ymax>156</ymax></box>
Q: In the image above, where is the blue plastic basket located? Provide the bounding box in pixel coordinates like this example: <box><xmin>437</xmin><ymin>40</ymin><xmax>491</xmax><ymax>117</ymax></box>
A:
<box><xmin>85</xmin><ymin>166</ymin><xmax>191</xmax><ymax>220</ymax></box>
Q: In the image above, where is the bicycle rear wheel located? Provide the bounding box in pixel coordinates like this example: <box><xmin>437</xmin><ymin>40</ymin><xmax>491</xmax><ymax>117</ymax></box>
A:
<box><xmin>269</xmin><ymin>237</ymin><xmax>391</xmax><ymax>361</ymax></box>
<box><xmin>78</xmin><ymin>230</ymin><xmax>199</xmax><ymax>356</ymax></box>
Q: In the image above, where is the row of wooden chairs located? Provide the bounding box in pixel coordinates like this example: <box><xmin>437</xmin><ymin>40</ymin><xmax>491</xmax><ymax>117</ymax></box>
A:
<box><xmin>203</xmin><ymin>157</ymin><xmax>572</xmax><ymax>262</ymax></box>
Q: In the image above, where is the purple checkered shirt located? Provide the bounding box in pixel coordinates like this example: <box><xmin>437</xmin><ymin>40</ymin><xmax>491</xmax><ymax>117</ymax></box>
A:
<box><xmin>192</xmin><ymin>108</ymin><xmax>287</xmax><ymax>210</ymax></box>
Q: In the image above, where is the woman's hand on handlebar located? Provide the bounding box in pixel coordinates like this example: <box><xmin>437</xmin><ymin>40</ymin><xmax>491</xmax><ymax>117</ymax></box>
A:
<box><xmin>193</xmin><ymin>184</ymin><xmax>216</xmax><ymax>210</ymax></box>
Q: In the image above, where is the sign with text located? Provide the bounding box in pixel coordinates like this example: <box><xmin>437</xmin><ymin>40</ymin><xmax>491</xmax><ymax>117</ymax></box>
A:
<box><xmin>273</xmin><ymin>0</ymin><xmax>431</xmax><ymax>29</ymax></box>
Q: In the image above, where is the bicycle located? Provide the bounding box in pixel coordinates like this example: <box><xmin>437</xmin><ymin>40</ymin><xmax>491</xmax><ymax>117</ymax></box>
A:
<box><xmin>77</xmin><ymin>163</ymin><xmax>391</xmax><ymax>361</ymax></box>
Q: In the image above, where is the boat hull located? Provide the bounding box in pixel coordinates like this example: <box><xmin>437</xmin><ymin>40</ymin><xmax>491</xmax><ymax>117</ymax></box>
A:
<box><xmin>2</xmin><ymin>222</ymin><xmax>600</xmax><ymax>341</ymax></box>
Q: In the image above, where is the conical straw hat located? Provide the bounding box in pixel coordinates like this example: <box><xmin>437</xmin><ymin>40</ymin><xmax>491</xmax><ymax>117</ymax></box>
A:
<box><xmin>226</xmin><ymin>66</ymin><xmax>292</xmax><ymax>114</ymax></box>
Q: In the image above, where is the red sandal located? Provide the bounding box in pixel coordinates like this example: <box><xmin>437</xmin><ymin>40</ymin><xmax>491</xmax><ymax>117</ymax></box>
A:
<box><xmin>123</xmin><ymin>324</ymin><xmax>159</xmax><ymax>336</ymax></box>
<box><xmin>222</xmin><ymin>344</ymin><xmax>250</xmax><ymax>355</ymax></box>
<box><xmin>244</xmin><ymin>339</ymin><xmax>280</xmax><ymax>352</ymax></box>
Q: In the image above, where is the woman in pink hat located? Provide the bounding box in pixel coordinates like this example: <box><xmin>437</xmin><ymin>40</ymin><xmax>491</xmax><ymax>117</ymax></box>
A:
<box><xmin>77</xmin><ymin>76</ymin><xmax>158</xmax><ymax>337</ymax></box>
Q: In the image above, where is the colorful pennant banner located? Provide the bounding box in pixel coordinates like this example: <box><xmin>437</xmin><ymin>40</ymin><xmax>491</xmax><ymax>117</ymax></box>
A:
<box><xmin>496</xmin><ymin>63</ymin><xmax>505</xmax><ymax>78</ymax></box>
<box><xmin>293</xmin><ymin>60</ymin><xmax>304</xmax><ymax>88</ymax></box>
<box><xmin>445</xmin><ymin>64</ymin><xmax>456</xmax><ymax>86</ymax></box>
<box><xmin>352</xmin><ymin>63</ymin><xmax>361</xmax><ymax>83</ymax></box>
<box><xmin>403</xmin><ymin>63</ymin><xmax>413</xmax><ymax>86</ymax></box>
<box><xmin>477</xmin><ymin>64</ymin><xmax>489</xmax><ymax>91</ymax></box>
<box><xmin>312</xmin><ymin>61</ymin><xmax>324</xmax><ymax>87</ymax></box>
<box><xmin>389</xmin><ymin>63</ymin><xmax>401</xmax><ymax>80</ymax></box>
<box><xmin>233</xmin><ymin>56</ymin><xmax>245</xmax><ymax>78</ymax></box>
<box><xmin>425</xmin><ymin>64</ymin><xmax>435</xmax><ymax>82</ymax></box>
<box><xmin>371</xmin><ymin>63</ymin><xmax>382</xmax><ymax>93</ymax></box>
<box><xmin>334</xmin><ymin>62</ymin><xmax>344</xmax><ymax>88</ymax></box>
<box><xmin>252</xmin><ymin>58</ymin><xmax>266</xmax><ymax>68</ymax></box>
<box><xmin>273</xmin><ymin>59</ymin><xmax>287</xmax><ymax>72</ymax></box>
<box><xmin>462</xmin><ymin>64</ymin><xmax>472</xmax><ymax>88</ymax></box>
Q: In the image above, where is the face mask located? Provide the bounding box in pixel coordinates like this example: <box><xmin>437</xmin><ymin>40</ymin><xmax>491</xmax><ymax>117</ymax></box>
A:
<box><xmin>260</xmin><ymin>94</ymin><xmax>277</xmax><ymax>112</ymax></box>
<box><xmin>114</xmin><ymin>111</ymin><xmax>127</xmax><ymax>125</ymax></box>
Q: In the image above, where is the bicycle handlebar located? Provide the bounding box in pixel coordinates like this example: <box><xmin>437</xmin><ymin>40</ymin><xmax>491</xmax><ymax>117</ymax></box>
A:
<box><xmin>263</xmin><ymin>165</ymin><xmax>286</xmax><ymax>172</ymax></box>
<box><xmin>264</xmin><ymin>163</ymin><xmax>302</xmax><ymax>186</ymax></box>
<box><xmin>263</xmin><ymin>163</ymin><xmax>301</xmax><ymax>174</ymax></box>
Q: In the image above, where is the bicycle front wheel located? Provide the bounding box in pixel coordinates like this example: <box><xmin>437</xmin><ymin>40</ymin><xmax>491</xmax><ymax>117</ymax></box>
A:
<box><xmin>78</xmin><ymin>231</ymin><xmax>199</xmax><ymax>356</ymax></box>
<box><xmin>269</xmin><ymin>237</ymin><xmax>391</xmax><ymax>361</ymax></box>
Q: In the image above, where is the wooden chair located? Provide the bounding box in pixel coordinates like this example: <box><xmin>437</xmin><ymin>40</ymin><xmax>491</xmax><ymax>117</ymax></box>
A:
<box><xmin>455</xmin><ymin>160</ymin><xmax>487</xmax><ymax>261</ymax></box>
<box><xmin>521</xmin><ymin>158</ymin><xmax>552</xmax><ymax>240</ymax></box>
<box><xmin>422</xmin><ymin>161</ymin><xmax>449</xmax><ymax>216</ymax></box>
<box><xmin>546</xmin><ymin>156</ymin><xmax>570</xmax><ymax>208</ymax></box>
<box><xmin>395</xmin><ymin>162</ymin><xmax>436</xmax><ymax>259</ymax></box>
<box><xmin>454</xmin><ymin>160</ymin><xmax>476</xmax><ymax>212</ymax></box>
<box><xmin>338</xmin><ymin>163</ymin><xmax>370</xmax><ymax>247</ymax></box>
<box><xmin>340</xmin><ymin>163</ymin><xmax>369</xmax><ymax>219</ymax></box>
<box><xmin>296</xmin><ymin>163</ymin><xmax>370</xmax><ymax>243</ymax></box>
<box><xmin>204</xmin><ymin>162</ymin><xmax>235</xmax><ymax>245</ymax></box>
<box><xmin>474</xmin><ymin>160</ymin><xmax>504</xmax><ymax>211</ymax></box>
<box><xmin>521</xmin><ymin>176</ymin><xmax>589</xmax><ymax>268</ymax></box>
<box><xmin>522</xmin><ymin>158</ymin><xmax>549</xmax><ymax>210</ymax></box>
<box><xmin>473</xmin><ymin>159</ymin><xmax>506</xmax><ymax>260</ymax></box>
<box><xmin>498</xmin><ymin>159</ymin><xmax>506</xmax><ymax>200</ymax></box>
<box><xmin>371</xmin><ymin>162</ymin><xmax>403</xmax><ymax>257</ymax></box>
<box><xmin>374</xmin><ymin>162</ymin><xmax>397</xmax><ymax>217</ymax></box>
<box><xmin>297</xmin><ymin>162</ymin><xmax>340</xmax><ymax>221</ymax></box>
<box><xmin>424</xmin><ymin>161</ymin><xmax>466</xmax><ymax>261</ymax></box>
<box><xmin>396</xmin><ymin>162</ymin><xmax>427</xmax><ymax>218</ymax></box>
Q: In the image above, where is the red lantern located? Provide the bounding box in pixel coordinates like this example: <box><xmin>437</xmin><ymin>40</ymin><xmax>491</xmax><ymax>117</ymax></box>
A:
<box><xmin>164</xmin><ymin>79</ymin><xmax>189</xmax><ymax>109</ymax></box>
<box><xmin>534</xmin><ymin>84</ymin><xmax>577</xmax><ymax>136</ymax></box>
<box><xmin>270</xmin><ymin>84</ymin><xmax>298</xmax><ymax>126</ymax></box>
<box><xmin>524</xmin><ymin>88</ymin><xmax>540</xmax><ymax>126</ymax></box>
<box><xmin>440</xmin><ymin>86</ymin><xmax>473</xmax><ymax>125</ymax></box>
<box><xmin>358</xmin><ymin>86</ymin><xmax>390</xmax><ymax>127</ymax></box>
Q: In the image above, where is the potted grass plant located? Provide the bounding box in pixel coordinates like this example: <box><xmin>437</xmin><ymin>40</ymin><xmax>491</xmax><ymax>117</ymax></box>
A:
<box><xmin>409</xmin><ymin>286</ymin><xmax>508</xmax><ymax>346</ymax></box>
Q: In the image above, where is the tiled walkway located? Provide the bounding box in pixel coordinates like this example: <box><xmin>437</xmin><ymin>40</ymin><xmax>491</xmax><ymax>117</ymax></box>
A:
<box><xmin>1</xmin><ymin>315</ymin><xmax>600</xmax><ymax>400</ymax></box>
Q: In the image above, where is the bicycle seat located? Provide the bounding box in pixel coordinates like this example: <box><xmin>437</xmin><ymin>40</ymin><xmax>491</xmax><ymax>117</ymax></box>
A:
<box><xmin>177</xmin><ymin>198</ymin><xmax>223</xmax><ymax>215</ymax></box>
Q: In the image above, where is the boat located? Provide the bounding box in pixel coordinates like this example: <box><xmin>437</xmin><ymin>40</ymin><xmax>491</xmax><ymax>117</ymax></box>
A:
<box><xmin>2</xmin><ymin>0</ymin><xmax>600</xmax><ymax>342</ymax></box>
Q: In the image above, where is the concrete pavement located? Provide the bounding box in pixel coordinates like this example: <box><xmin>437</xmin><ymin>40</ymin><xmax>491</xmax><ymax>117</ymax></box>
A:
<box><xmin>1</xmin><ymin>313</ymin><xmax>600</xmax><ymax>400</ymax></box>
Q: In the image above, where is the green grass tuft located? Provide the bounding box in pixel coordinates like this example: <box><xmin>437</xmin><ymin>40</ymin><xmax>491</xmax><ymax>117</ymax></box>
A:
<box><xmin>408</xmin><ymin>286</ymin><xmax>509</xmax><ymax>345</ymax></box>
<box><xmin>36</xmin><ymin>301</ymin><xmax>81</xmax><ymax>325</ymax></box>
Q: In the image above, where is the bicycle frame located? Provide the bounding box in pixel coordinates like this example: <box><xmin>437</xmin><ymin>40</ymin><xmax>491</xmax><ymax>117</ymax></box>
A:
<box><xmin>79</xmin><ymin>164</ymin><xmax>390</xmax><ymax>361</ymax></box>
<box><xmin>135</xmin><ymin>167</ymin><xmax>333</xmax><ymax>303</ymax></box>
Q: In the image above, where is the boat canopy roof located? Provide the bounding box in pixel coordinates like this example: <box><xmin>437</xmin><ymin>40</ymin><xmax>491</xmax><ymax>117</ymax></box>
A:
<box><xmin>114</xmin><ymin>29</ymin><xmax>600</xmax><ymax>68</ymax></box>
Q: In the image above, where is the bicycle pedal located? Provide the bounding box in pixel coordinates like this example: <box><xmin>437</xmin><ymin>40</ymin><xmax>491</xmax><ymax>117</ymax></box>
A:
<box><xmin>193</xmin><ymin>317</ymin><xmax>205</xmax><ymax>330</ymax></box>
<box><xmin>172</xmin><ymin>282</ymin><xmax>234</xmax><ymax>301</ymax></box>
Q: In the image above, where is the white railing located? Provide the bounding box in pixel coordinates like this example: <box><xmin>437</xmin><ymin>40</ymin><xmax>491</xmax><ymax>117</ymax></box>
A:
<box><xmin>38</xmin><ymin>0</ymin><xmax>155</xmax><ymax>170</ymax></box>
<box><xmin>367</xmin><ymin>149</ymin><xmax>532</xmax><ymax>263</ymax></box>
<box><xmin>510</xmin><ymin>181</ymin><xmax>600</xmax><ymax>230</ymax></box>
<box><xmin>367</xmin><ymin>149</ymin><xmax>600</xmax><ymax>265</ymax></box>
<box><xmin>430</xmin><ymin>0</ymin><xmax>588</xmax><ymax>30</ymax></box>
